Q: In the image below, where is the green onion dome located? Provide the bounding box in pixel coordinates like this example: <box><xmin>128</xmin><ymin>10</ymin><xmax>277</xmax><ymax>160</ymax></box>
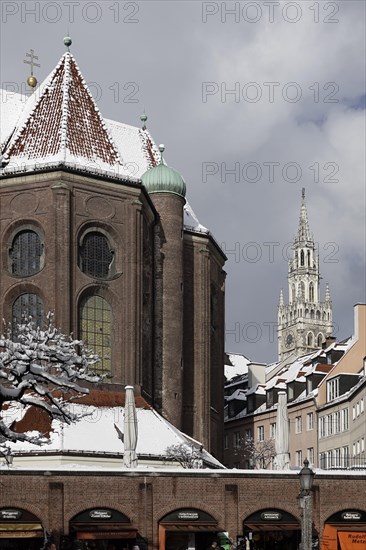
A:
<box><xmin>141</xmin><ymin>145</ymin><xmax>186</xmax><ymax>198</ymax></box>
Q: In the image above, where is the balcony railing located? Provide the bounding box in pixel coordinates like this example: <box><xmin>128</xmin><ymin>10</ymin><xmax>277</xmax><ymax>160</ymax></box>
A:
<box><xmin>319</xmin><ymin>455</ymin><xmax>366</xmax><ymax>470</ymax></box>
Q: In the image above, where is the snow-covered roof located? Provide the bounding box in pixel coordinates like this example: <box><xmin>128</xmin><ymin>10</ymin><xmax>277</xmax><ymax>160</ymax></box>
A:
<box><xmin>0</xmin><ymin>55</ymin><xmax>212</xmax><ymax>240</ymax></box>
<box><xmin>225</xmin><ymin>353</ymin><xmax>250</xmax><ymax>380</ymax></box>
<box><xmin>1</xmin><ymin>53</ymin><xmax>135</xmax><ymax>180</ymax></box>
<box><xmin>4</xmin><ymin>402</ymin><xmax>223</xmax><ymax>469</ymax></box>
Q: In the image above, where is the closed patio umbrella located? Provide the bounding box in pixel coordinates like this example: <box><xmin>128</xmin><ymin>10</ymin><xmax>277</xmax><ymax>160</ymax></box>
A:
<box><xmin>123</xmin><ymin>385</ymin><xmax>138</xmax><ymax>468</ymax></box>
<box><xmin>274</xmin><ymin>390</ymin><xmax>290</xmax><ymax>470</ymax></box>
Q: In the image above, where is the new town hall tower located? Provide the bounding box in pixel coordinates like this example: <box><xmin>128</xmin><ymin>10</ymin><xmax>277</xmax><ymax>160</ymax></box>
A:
<box><xmin>278</xmin><ymin>189</ymin><xmax>333</xmax><ymax>362</ymax></box>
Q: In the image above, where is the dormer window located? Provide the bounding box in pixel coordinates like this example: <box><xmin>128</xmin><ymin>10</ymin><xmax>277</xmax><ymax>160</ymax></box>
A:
<box><xmin>327</xmin><ymin>377</ymin><xmax>339</xmax><ymax>402</ymax></box>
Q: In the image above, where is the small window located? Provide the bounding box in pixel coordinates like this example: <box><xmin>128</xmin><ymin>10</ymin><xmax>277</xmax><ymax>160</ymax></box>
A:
<box><xmin>296</xmin><ymin>450</ymin><xmax>302</xmax><ymax>467</ymax></box>
<box><xmin>342</xmin><ymin>408</ymin><xmax>349</xmax><ymax>431</ymax></box>
<box><xmin>80</xmin><ymin>231</ymin><xmax>114</xmax><ymax>279</ymax></box>
<box><xmin>10</xmin><ymin>230</ymin><xmax>43</xmax><ymax>276</ymax></box>
<box><xmin>257</xmin><ymin>425</ymin><xmax>264</xmax><ymax>442</ymax></box>
<box><xmin>307</xmin><ymin>412</ymin><xmax>314</xmax><ymax>431</ymax></box>
<box><xmin>307</xmin><ymin>447</ymin><xmax>314</xmax><ymax>465</ymax></box>
<box><xmin>270</xmin><ymin>423</ymin><xmax>276</xmax><ymax>439</ymax></box>
<box><xmin>233</xmin><ymin>432</ymin><xmax>241</xmax><ymax>449</ymax></box>
<box><xmin>296</xmin><ymin>416</ymin><xmax>302</xmax><ymax>434</ymax></box>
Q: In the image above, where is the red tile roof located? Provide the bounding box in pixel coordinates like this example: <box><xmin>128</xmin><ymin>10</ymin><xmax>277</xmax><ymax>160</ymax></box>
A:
<box><xmin>3</xmin><ymin>53</ymin><xmax>126</xmax><ymax>175</ymax></box>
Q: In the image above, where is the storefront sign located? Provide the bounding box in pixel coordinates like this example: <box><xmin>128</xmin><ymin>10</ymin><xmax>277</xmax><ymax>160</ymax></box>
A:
<box><xmin>341</xmin><ymin>512</ymin><xmax>362</xmax><ymax>521</ymax></box>
<box><xmin>260</xmin><ymin>512</ymin><xmax>282</xmax><ymax>521</ymax></box>
<box><xmin>0</xmin><ymin>510</ymin><xmax>22</xmax><ymax>520</ymax></box>
<box><xmin>89</xmin><ymin>510</ymin><xmax>113</xmax><ymax>520</ymax></box>
<box><xmin>161</xmin><ymin>509</ymin><xmax>217</xmax><ymax>524</ymax></box>
<box><xmin>178</xmin><ymin>512</ymin><xmax>199</xmax><ymax>521</ymax></box>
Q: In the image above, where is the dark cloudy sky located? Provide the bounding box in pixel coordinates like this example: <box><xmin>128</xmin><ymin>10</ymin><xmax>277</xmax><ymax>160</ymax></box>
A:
<box><xmin>1</xmin><ymin>1</ymin><xmax>365</xmax><ymax>363</ymax></box>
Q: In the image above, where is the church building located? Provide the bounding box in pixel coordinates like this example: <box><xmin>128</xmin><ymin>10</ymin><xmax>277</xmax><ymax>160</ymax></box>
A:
<box><xmin>0</xmin><ymin>43</ymin><xmax>226</xmax><ymax>458</ymax></box>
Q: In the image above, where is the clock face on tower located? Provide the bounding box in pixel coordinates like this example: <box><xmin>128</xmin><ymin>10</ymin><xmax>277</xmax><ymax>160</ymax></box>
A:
<box><xmin>285</xmin><ymin>332</ymin><xmax>294</xmax><ymax>348</ymax></box>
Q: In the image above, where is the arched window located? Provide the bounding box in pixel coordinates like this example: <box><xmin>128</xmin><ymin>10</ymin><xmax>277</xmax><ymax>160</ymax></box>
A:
<box><xmin>317</xmin><ymin>334</ymin><xmax>323</xmax><ymax>347</ymax></box>
<box><xmin>80</xmin><ymin>232</ymin><xmax>113</xmax><ymax>279</ymax></box>
<box><xmin>301</xmin><ymin>282</ymin><xmax>305</xmax><ymax>299</ymax></box>
<box><xmin>309</xmin><ymin>282</ymin><xmax>314</xmax><ymax>302</ymax></box>
<box><xmin>10</xmin><ymin>230</ymin><xmax>43</xmax><ymax>276</ymax></box>
<box><xmin>307</xmin><ymin>250</ymin><xmax>311</xmax><ymax>266</ymax></box>
<box><xmin>316</xmin><ymin>310</ymin><xmax>321</xmax><ymax>320</ymax></box>
<box><xmin>310</xmin><ymin>309</ymin><xmax>315</xmax><ymax>319</ymax></box>
<box><xmin>292</xmin><ymin>284</ymin><xmax>296</xmax><ymax>302</ymax></box>
<box><xmin>79</xmin><ymin>295</ymin><xmax>112</xmax><ymax>375</ymax></box>
<box><xmin>300</xmin><ymin>250</ymin><xmax>305</xmax><ymax>266</ymax></box>
<box><xmin>12</xmin><ymin>293</ymin><xmax>44</xmax><ymax>332</ymax></box>
<box><xmin>307</xmin><ymin>332</ymin><xmax>314</xmax><ymax>347</ymax></box>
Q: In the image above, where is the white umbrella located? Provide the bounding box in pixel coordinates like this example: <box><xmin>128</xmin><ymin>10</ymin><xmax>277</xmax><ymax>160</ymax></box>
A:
<box><xmin>123</xmin><ymin>385</ymin><xmax>138</xmax><ymax>468</ymax></box>
<box><xmin>274</xmin><ymin>391</ymin><xmax>290</xmax><ymax>470</ymax></box>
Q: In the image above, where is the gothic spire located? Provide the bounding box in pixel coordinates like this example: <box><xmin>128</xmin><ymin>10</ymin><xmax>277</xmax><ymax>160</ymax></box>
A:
<box><xmin>325</xmin><ymin>283</ymin><xmax>331</xmax><ymax>303</ymax></box>
<box><xmin>296</xmin><ymin>188</ymin><xmax>311</xmax><ymax>243</ymax></box>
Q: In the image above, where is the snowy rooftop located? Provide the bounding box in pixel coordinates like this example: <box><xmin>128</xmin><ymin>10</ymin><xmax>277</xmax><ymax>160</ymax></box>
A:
<box><xmin>3</xmin><ymin>400</ymin><xmax>223</xmax><ymax>469</ymax></box>
<box><xmin>225</xmin><ymin>353</ymin><xmax>250</xmax><ymax>381</ymax></box>
<box><xmin>0</xmin><ymin>54</ymin><xmax>210</xmax><ymax>238</ymax></box>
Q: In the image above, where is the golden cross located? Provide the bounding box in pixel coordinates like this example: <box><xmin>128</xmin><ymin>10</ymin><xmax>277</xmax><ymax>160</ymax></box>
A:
<box><xmin>23</xmin><ymin>49</ymin><xmax>40</xmax><ymax>75</ymax></box>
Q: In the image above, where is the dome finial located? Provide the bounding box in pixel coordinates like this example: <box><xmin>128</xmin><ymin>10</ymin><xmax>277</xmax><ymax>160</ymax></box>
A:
<box><xmin>64</xmin><ymin>33</ymin><xmax>72</xmax><ymax>51</ymax></box>
<box><xmin>159</xmin><ymin>144</ymin><xmax>165</xmax><ymax>164</ymax></box>
<box><xmin>24</xmin><ymin>48</ymin><xmax>40</xmax><ymax>90</ymax></box>
<box><xmin>140</xmin><ymin>110</ymin><xmax>147</xmax><ymax>130</ymax></box>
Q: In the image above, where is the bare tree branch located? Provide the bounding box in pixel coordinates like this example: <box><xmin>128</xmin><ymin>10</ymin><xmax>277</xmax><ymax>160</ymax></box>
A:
<box><xmin>165</xmin><ymin>443</ymin><xmax>203</xmax><ymax>469</ymax></box>
<box><xmin>235</xmin><ymin>435</ymin><xmax>276</xmax><ymax>469</ymax></box>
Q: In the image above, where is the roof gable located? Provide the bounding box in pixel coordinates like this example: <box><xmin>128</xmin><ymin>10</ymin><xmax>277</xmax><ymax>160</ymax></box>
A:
<box><xmin>2</xmin><ymin>53</ymin><xmax>130</xmax><ymax>178</ymax></box>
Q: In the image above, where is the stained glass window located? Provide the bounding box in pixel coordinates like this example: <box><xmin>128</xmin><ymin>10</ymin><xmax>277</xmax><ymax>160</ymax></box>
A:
<box><xmin>80</xmin><ymin>232</ymin><xmax>113</xmax><ymax>279</ymax></box>
<box><xmin>79</xmin><ymin>295</ymin><xmax>112</xmax><ymax>375</ymax></box>
<box><xmin>12</xmin><ymin>294</ymin><xmax>44</xmax><ymax>333</ymax></box>
<box><xmin>10</xmin><ymin>230</ymin><xmax>42</xmax><ymax>276</ymax></box>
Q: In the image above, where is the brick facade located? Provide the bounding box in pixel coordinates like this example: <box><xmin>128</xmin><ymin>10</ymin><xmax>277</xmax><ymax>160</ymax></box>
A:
<box><xmin>0</xmin><ymin>469</ymin><xmax>365</xmax><ymax>548</ymax></box>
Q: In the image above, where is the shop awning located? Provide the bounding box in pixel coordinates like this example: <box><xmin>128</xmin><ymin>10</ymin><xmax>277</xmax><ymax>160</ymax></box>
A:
<box><xmin>338</xmin><ymin>531</ymin><xmax>366</xmax><ymax>549</ymax></box>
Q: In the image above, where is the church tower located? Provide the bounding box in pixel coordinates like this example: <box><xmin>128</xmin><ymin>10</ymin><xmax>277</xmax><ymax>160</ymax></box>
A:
<box><xmin>278</xmin><ymin>189</ymin><xmax>333</xmax><ymax>362</ymax></box>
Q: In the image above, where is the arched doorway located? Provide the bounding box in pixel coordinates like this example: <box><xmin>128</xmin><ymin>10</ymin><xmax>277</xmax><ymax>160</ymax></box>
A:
<box><xmin>68</xmin><ymin>508</ymin><xmax>144</xmax><ymax>550</ymax></box>
<box><xmin>243</xmin><ymin>508</ymin><xmax>301</xmax><ymax>549</ymax></box>
<box><xmin>159</xmin><ymin>508</ymin><xmax>223</xmax><ymax>550</ymax></box>
<box><xmin>321</xmin><ymin>509</ymin><xmax>366</xmax><ymax>550</ymax></box>
<box><xmin>0</xmin><ymin>508</ymin><xmax>44</xmax><ymax>549</ymax></box>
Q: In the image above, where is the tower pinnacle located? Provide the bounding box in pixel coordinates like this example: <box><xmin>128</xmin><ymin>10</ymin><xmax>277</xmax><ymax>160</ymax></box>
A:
<box><xmin>297</xmin><ymin>187</ymin><xmax>311</xmax><ymax>243</ymax></box>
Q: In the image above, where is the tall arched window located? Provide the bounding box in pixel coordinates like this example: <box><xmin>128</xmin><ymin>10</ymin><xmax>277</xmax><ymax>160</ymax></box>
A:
<box><xmin>300</xmin><ymin>250</ymin><xmax>305</xmax><ymax>266</ymax></box>
<box><xmin>10</xmin><ymin>230</ymin><xmax>43</xmax><ymax>276</ymax></box>
<box><xmin>307</xmin><ymin>332</ymin><xmax>314</xmax><ymax>347</ymax></box>
<box><xmin>292</xmin><ymin>284</ymin><xmax>296</xmax><ymax>302</ymax></box>
<box><xmin>80</xmin><ymin>232</ymin><xmax>113</xmax><ymax>279</ymax></box>
<box><xmin>307</xmin><ymin>250</ymin><xmax>311</xmax><ymax>266</ymax></box>
<box><xmin>12</xmin><ymin>293</ymin><xmax>44</xmax><ymax>333</ymax></box>
<box><xmin>301</xmin><ymin>282</ymin><xmax>305</xmax><ymax>299</ymax></box>
<box><xmin>317</xmin><ymin>333</ymin><xmax>323</xmax><ymax>347</ymax></box>
<box><xmin>309</xmin><ymin>282</ymin><xmax>314</xmax><ymax>302</ymax></box>
<box><xmin>79</xmin><ymin>295</ymin><xmax>112</xmax><ymax>375</ymax></box>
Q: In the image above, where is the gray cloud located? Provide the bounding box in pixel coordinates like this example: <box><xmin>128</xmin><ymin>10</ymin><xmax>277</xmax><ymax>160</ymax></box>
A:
<box><xmin>1</xmin><ymin>0</ymin><xmax>365</xmax><ymax>362</ymax></box>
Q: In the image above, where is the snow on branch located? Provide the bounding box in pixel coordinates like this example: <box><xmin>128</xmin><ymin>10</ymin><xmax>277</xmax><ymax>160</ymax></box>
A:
<box><xmin>165</xmin><ymin>443</ymin><xmax>204</xmax><ymax>469</ymax></box>
<box><xmin>0</xmin><ymin>313</ymin><xmax>103</xmax><ymax>446</ymax></box>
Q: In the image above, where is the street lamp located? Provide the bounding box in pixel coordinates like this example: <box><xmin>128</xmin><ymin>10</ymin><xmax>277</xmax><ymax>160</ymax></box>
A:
<box><xmin>299</xmin><ymin>459</ymin><xmax>315</xmax><ymax>550</ymax></box>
